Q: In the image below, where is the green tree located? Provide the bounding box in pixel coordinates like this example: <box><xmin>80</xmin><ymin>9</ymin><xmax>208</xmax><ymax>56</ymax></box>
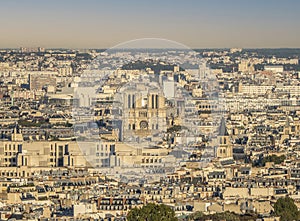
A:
<box><xmin>188</xmin><ymin>211</ymin><xmax>241</xmax><ymax>221</ymax></box>
<box><xmin>188</xmin><ymin>211</ymin><xmax>204</xmax><ymax>220</ymax></box>
<box><xmin>127</xmin><ymin>203</ymin><xmax>177</xmax><ymax>221</ymax></box>
<box><xmin>274</xmin><ymin>197</ymin><xmax>300</xmax><ymax>221</ymax></box>
<box><xmin>263</xmin><ymin>155</ymin><xmax>286</xmax><ymax>165</ymax></box>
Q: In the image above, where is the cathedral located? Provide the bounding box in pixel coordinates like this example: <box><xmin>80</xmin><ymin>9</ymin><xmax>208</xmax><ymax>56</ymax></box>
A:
<box><xmin>121</xmin><ymin>83</ymin><xmax>167</xmax><ymax>141</ymax></box>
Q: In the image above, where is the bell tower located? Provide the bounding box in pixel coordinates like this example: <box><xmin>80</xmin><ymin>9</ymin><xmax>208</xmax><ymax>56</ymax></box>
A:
<box><xmin>216</xmin><ymin>117</ymin><xmax>232</xmax><ymax>158</ymax></box>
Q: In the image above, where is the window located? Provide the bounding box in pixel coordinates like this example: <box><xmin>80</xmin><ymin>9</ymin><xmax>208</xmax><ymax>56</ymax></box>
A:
<box><xmin>128</xmin><ymin>95</ymin><xmax>131</xmax><ymax>109</ymax></box>
<box><xmin>132</xmin><ymin>95</ymin><xmax>135</xmax><ymax>108</ymax></box>
<box><xmin>18</xmin><ymin>144</ymin><xmax>22</xmax><ymax>152</ymax></box>
<box><xmin>151</xmin><ymin>95</ymin><xmax>155</xmax><ymax>109</ymax></box>
<box><xmin>139</xmin><ymin>112</ymin><xmax>147</xmax><ymax>117</ymax></box>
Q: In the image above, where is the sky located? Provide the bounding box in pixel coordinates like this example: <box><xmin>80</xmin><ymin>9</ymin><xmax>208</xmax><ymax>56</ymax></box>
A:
<box><xmin>0</xmin><ymin>0</ymin><xmax>300</xmax><ymax>49</ymax></box>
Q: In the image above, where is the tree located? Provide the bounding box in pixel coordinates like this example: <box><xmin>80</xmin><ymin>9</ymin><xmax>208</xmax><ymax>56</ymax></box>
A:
<box><xmin>274</xmin><ymin>197</ymin><xmax>300</xmax><ymax>221</ymax></box>
<box><xmin>263</xmin><ymin>155</ymin><xmax>286</xmax><ymax>165</ymax></box>
<box><xmin>188</xmin><ymin>211</ymin><xmax>242</xmax><ymax>221</ymax></box>
<box><xmin>127</xmin><ymin>203</ymin><xmax>177</xmax><ymax>221</ymax></box>
<box><xmin>188</xmin><ymin>211</ymin><xmax>204</xmax><ymax>220</ymax></box>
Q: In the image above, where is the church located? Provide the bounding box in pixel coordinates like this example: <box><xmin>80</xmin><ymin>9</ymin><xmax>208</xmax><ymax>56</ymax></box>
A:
<box><xmin>216</xmin><ymin>117</ymin><xmax>233</xmax><ymax>158</ymax></box>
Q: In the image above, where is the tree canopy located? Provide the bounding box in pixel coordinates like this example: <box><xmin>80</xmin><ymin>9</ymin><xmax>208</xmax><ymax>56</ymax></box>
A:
<box><xmin>274</xmin><ymin>197</ymin><xmax>300</xmax><ymax>221</ymax></box>
<box><xmin>188</xmin><ymin>211</ymin><xmax>249</xmax><ymax>221</ymax></box>
<box><xmin>263</xmin><ymin>154</ymin><xmax>286</xmax><ymax>165</ymax></box>
<box><xmin>127</xmin><ymin>203</ymin><xmax>177</xmax><ymax>221</ymax></box>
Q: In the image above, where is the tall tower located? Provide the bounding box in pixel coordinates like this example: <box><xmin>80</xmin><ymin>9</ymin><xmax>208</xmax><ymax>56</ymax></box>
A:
<box><xmin>216</xmin><ymin>117</ymin><xmax>233</xmax><ymax>158</ymax></box>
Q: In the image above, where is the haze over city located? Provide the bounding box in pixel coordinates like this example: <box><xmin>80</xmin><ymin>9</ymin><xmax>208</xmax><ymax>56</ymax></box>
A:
<box><xmin>1</xmin><ymin>0</ymin><xmax>300</xmax><ymax>48</ymax></box>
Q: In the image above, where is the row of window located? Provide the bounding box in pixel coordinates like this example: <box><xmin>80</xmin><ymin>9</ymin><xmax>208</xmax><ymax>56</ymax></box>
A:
<box><xmin>141</xmin><ymin>158</ymin><xmax>162</xmax><ymax>163</ymax></box>
<box><xmin>199</xmin><ymin>105</ymin><xmax>219</xmax><ymax>109</ymax></box>
<box><xmin>96</xmin><ymin>153</ymin><xmax>109</xmax><ymax>157</ymax></box>
<box><xmin>4</xmin><ymin>144</ymin><xmax>22</xmax><ymax>151</ymax></box>
<box><xmin>128</xmin><ymin>124</ymin><xmax>159</xmax><ymax>130</ymax></box>
<box><xmin>96</xmin><ymin>144</ymin><xmax>114</xmax><ymax>151</ymax></box>
<box><xmin>1</xmin><ymin>171</ymin><xmax>32</xmax><ymax>177</ymax></box>
<box><xmin>4</xmin><ymin>152</ymin><xmax>18</xmax><ymax>156</ymax></box>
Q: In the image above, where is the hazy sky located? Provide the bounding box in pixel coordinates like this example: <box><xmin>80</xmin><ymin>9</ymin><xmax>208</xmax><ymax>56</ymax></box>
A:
<box><xmin>1</xmin><ymin>0</ymin><xmax>300</xmax><ymax>48</ymax></box>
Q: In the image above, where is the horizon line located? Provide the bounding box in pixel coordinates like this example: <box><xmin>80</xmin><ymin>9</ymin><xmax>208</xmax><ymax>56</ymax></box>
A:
<box><xmin>2</xmin><ymin>47</ymin><xmax>300</xmax><ymax>50</ymax></box>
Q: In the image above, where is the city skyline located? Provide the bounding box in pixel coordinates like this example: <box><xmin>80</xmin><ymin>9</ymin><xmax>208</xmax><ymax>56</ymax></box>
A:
<box><xmin>1</xmin><ymin>0</ymin><xmax>300</xmax><ymax>49</ymax></box>
<box><xmin>1</xmin><ymin>1</ymin><xmax>300</xmax><ymax>220</ymax></box>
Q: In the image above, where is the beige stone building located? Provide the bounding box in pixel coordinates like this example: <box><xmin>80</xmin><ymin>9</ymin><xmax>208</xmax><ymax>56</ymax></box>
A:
<box><xmin>121</xmin><ymin>83</ymin><xmax>167</xmax><ymax>141</ymax></box>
